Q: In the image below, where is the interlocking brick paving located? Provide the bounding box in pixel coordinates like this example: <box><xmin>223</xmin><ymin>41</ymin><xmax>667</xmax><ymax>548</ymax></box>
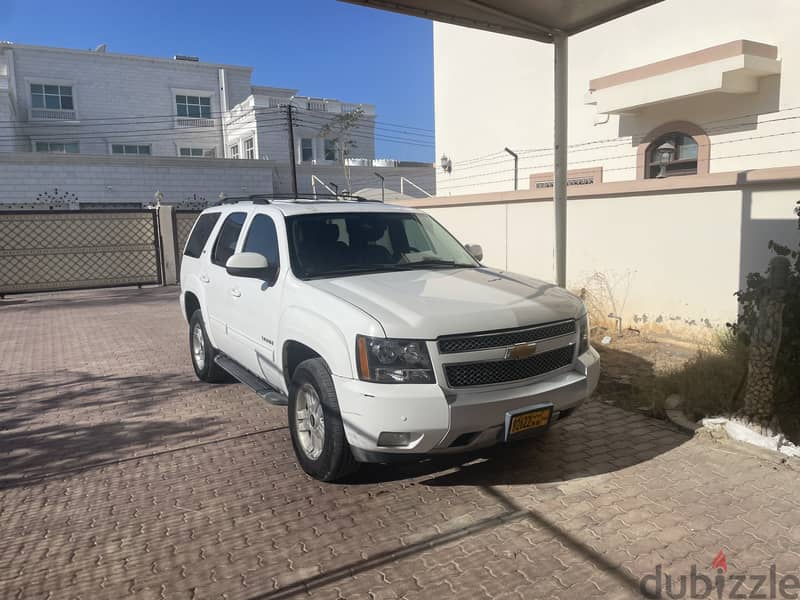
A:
<box><xmin>1</xmin><ymin>288</ymin><xmax>798</xmax><ymax>599</ymax></box>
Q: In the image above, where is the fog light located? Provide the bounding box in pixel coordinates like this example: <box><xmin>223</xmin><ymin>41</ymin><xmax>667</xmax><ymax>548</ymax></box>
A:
<box><xmin>377</xmin><ymin>432</ymin><xmax>412</xmax><ymax>447</ymax></box>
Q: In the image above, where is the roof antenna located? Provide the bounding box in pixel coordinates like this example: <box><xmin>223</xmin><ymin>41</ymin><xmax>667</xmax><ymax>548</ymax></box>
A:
<box><xmin>94</xmin><ymin>43</ymin><xmax>107</xmax><ymax>53</ymax></box>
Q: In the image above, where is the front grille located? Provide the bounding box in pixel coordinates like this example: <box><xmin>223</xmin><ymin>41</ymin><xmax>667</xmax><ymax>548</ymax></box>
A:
<box><xmin>437</xmin><ymin>320</ymin><xmax>576</xmax><ymax>354</ymax></box>
<box><xmin>444</xmin><ymin>344</ymin><xmax>575</xmax><ymax>388</ymax></box>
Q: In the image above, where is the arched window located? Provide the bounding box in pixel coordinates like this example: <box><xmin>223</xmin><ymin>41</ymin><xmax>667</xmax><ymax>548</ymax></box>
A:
<box><xmin>646</xmin><ymin>132</ymin><xmax>699</xmax><ymax>178</ymax></box>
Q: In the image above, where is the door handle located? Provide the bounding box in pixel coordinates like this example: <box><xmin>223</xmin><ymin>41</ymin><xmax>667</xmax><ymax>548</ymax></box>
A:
<box><xmin>199</xmin><ymin>274</ymin><xmax>210</xmax><ymax>284</ymax></box>
<box><xmin>230</xmin><ymin>288</ymin><xmax>242</xmax><ymax>298</ymax></box>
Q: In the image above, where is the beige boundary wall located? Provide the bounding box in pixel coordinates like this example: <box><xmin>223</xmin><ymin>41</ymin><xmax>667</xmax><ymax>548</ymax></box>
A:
<box><xmin>396</xmin><ymin>166</ymin><xmax>800</xmax><ymax>334</ymax></box>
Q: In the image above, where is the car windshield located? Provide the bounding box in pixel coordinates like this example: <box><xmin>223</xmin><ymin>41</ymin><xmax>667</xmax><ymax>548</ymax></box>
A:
<box><xmin>286</xmin><ymin>211</ymin><xmax>480</xmax><ymax>279</ymax></box>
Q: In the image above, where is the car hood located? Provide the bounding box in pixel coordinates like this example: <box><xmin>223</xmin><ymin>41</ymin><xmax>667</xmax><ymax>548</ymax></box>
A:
<box><xmin>306</xmin><ymin>267</ymin><xmax>584</xmax><ymax>339</ymax></box>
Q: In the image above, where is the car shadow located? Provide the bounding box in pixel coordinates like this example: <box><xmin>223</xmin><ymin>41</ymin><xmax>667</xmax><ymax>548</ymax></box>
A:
<box><xmin>342</xmin><ymin>398</ymin><xmax>688</xmax><ymax>488</ymax></box>
<box><xmin>344</xmin><ymin>345</ymin><xmax>689</xmax><ymax>487</ymax></box>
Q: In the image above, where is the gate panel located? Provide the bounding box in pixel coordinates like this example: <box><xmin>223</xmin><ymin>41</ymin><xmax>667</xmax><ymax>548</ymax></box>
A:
<box><xmin>0</xmin><ymin>210</ymin><xmax>162</xmax><ymax>295</ymax></box>
<box><xmin>174</xmin><ymin>211</ymin><xmax>200</xmax><ymax>269</ymax></box>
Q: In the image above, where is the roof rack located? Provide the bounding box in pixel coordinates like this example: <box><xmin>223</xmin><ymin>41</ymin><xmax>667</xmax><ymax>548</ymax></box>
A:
<box><xmin>216</xmin><ymin>193</ymin><xmax>381</xmax><ymax>206</ymax></box>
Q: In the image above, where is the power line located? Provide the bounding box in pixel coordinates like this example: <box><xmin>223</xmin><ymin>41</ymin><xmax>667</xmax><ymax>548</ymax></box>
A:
<box><xmin>292</xmin><ymin>118</ymin><xmax>434</xmax><ymax>147</ymax></box>
<box><xmin>0</xmin><ymin>120</ymin><xmax>289</xmax><ymax>144</ymax></box>
<box><xmin>291</xmin><ymin>110</ymin><xmax>435</xmax><ymax>143</ymax></box>
<box><xmin>443</xmin><ymin>105</ymin><xmax>800</xmax><ymax>171</ymax></box>
<box><xmin>291</xmin><ymin>106</ymin><xmax>434</xmax><ymax>134</ymax></box>
<box><xmin>436</xmin><ymin>145</ymin><xmax>800</xmax><ymax>191</ymax></box>
<box><xmin>446</xmin><ymin>112</ymin><xmax>800</xmax><ymax>173</ymax></box>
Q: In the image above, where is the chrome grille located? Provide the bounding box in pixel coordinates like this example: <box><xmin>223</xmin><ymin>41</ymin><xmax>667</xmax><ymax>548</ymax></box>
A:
<box><xmin>437</xmin><ymin>320</ymin><xmax>576</xmax><ymax>354</ymax></box>
<box><xmin>444</xmin><ymin>344</ymin><xmax>575</xmax><ymax>388</ymax></box>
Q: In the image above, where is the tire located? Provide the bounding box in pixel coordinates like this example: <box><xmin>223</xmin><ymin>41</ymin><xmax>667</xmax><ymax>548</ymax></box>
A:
<box><xmin>189</xmin><ymin>309</ymin><xmax>229</xmax><ymax>383</ymax></box>
<box><xmin>288</xmin><ymin>358</ymin><xmax>358</xmax><ymax>482</ymax></box>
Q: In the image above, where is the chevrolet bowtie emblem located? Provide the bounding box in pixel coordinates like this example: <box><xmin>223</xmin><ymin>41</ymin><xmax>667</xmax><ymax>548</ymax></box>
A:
<box><xmin>505</xmin><ymin>341</ymin><xmax>537</xmax><ymax>360</ymax></box>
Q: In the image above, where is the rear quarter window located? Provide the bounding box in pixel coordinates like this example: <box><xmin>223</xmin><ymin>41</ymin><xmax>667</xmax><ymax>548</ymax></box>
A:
<box><xmin>184</xmin><ymin>213</ymin><xmax>221</xmax><ymax>258</ymax></box>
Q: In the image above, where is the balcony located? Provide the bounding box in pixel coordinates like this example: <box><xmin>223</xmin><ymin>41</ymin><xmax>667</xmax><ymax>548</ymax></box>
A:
<box><xmin>29</xmin><ymin>108</ymin><xmax>77</xmax><ymax>121</ymax></box>
<box><xmin>175</xmin><ymin>117</ymin><xmax>215</xmax><ymax>128</ymax></box>
<box><xmin>306</xmin><ymin>100</ymin><xmax>328</xmax><ymax>112</ymax></box>
<box><xmin>585</xmin><ymin>40</ymin><xmax>781</xmax><ymax>115</ymax></box>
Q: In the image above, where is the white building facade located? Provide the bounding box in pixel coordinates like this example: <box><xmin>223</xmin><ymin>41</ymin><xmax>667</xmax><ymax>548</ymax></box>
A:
<box><xmin>0</xmin><ymin>42</ymin><xmax>433</xmax><ymax>207</ymax></box>
<box><xmin>404</xmin><ymin>0</ymin><xmax>800</xmax><ymax>331</ymax></box>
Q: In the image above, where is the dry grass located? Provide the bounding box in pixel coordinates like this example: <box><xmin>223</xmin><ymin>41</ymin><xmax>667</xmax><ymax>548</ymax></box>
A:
<box><xmin>605</xmin><ymin>330</ymin><xmax>800</xmax><ymax>444</ymax></box>
<box><xmin>640</xmin><ymin>333</ymin><xmax>748</xmax><ymax>420</ymax></box>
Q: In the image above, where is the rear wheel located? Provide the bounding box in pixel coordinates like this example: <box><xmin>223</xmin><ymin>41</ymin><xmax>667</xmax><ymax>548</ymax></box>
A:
<box><xmin>288</xmin><ymin>358</ymin><xmax>357</xmax><ymax>481</ymax></box>
<box><xmin>189</xmin><ymin>309</ymin><xmax>228</xmax><ymax>383</ymax></box>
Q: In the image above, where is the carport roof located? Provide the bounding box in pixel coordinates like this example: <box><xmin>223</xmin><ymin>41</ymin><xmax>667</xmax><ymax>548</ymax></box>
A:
<box><xmin>340</xmin><ymin>0</ymin><xmax>663</xmax><ymax>42</ymax></box>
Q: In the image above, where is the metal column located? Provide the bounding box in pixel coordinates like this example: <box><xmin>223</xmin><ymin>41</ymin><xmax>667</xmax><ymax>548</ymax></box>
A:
<box><xmin>553</xmin><ymin>31</ymin><xmax>568</xmax><ymax>288</ymax></box>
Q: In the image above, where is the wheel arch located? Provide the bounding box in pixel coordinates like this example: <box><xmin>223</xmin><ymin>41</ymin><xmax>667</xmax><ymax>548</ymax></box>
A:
<box><xmin>282</xmin><ymin>340</ymin><xmax>331</xmax><ymax>390</ymax></box>
<box><xmin>184</xmin><ymin>291</ymin><xmax>201</xmax><ymax>323</ymax></box>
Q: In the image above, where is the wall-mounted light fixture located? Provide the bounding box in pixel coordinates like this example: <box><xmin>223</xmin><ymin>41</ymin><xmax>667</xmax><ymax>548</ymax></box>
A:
<box><xmin>440</xmin><ymin>154</ymin><xmax>452</xmax><ymax>174</ymax></box>
<box><xmin>656</xmin><ymin>141</ymin><xmax>676</xmax><ymax>178</ymax></box>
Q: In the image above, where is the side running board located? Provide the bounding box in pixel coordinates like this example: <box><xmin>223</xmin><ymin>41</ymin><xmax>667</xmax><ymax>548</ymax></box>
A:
<box><xmin>214</xmin><ymin>354</ymin><xmax>288</xmax><ymax>406</ymax></box>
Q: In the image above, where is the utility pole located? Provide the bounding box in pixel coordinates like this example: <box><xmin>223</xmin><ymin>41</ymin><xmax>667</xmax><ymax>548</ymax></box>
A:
<box><xmin>374</xmin><ymin>172</ymin><xmax>385</xmax><ymax>202</ymax></box>
<box><xmin>504</xmin><ymin>147</ymin><xmax>518</xmax><ymax>190</ymax></box>
<box><xmin>553</xmin><ymin>32</ymin><xmax>568</xmax><ymax>288</ymax></box>
<box><xmin>286</xmin><ymin>104</ymin><xmax>298</xmax><ymax>196</ymax></box>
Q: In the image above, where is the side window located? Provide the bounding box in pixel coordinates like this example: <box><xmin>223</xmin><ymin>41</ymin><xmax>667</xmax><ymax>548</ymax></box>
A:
<box><xmin>243</xmin><ymin>214</ymin><xmax>281</xmax><ymax>278</ymax></box>
<box><xmin>211</xmin><ymin>212</ymin><xmax>247</xmax><ymax>267</ymax></box>
<box><xmin>184</xmin><ymin>212</ymin><xmax>221</xmax><ymax>258</ymax></box>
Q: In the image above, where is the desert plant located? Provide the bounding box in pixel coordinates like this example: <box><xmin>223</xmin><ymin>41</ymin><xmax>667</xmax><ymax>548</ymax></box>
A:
<box><xmin>579</xmin><ymin>270</ymin><xmax>634</xmax><ymax>332</ymax></box>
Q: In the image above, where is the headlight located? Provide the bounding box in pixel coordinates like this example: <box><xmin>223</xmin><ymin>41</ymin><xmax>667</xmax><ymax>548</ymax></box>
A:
<box><xmin>578</xmin><ymin>313</ymin><xmax>590</xmax><ymax>355</ymax></box>
<box><xmin>356</xmin><ymin>335</ymin><xmax>435</xmax><ymax>384</ymax></box>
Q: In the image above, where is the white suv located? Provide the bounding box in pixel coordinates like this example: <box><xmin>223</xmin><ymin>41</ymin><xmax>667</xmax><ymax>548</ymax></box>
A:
<box><xmin>180</xmin><ymin>194</ymin><xmax>599</xmax><ymax>481</ymax></box>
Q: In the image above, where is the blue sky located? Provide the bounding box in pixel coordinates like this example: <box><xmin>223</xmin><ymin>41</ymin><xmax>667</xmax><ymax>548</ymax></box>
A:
<box><xmin>1</xmin><ymin>0</ymin><xmax>435</xmax><ymax>162</ymax></box>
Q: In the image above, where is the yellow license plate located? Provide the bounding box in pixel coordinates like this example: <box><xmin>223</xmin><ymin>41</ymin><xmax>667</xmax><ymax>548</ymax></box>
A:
<box><xmin>509</xmin><ymin>407</ymin><xmax>552</xmax><ymax>434</ymax></box>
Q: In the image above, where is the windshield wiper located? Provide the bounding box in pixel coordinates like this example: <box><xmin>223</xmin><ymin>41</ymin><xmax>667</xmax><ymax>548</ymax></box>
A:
<box><xmin>304</xmin><ymin>264</ymin><xmax>410</xmax><ymax>278</ymax></box>
<box><xmin>401</xmin><ymin>258</ymin><xmax>477</xmax><ymax>269</ymax></box>
<box><xmin>303</xmin><ymin>260</ymin><xmax>477</xmax><ymax>278</ymax></box>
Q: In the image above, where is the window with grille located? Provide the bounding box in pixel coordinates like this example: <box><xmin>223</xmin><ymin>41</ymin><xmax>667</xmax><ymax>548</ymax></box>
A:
<box><xmin>176</xmin><ymin>95</ymin><xmax>211</xmax><ymax>118</ymax></box>
<box><xmin>230</xmin><ymin>143</ymin><xmax>240</xmax><ymax>159</ymax></box>
<box><xmin>244</xmin><ymin>138</ymin><xmax>255</xmax><ymax>159</ymax></box>
<box><xmin>112</xmin><ymin>144</ymin><xmax>151</xmax><ymax>155</ymax></box>
<box><xmin>301</xmin><ymin>138</ymin><xmax>313</xmax><ymax>162</ymax></box>
<box><xmin>35</xmin><ymin>141</ymin><xmax>79</xmax><ymax>153</ymax></box>
<box><xmin>179</xmin><ymin>147</ymin><xmax>216</xmax><ymax>158</ymax></box>
<box><xmin>31</xmin><ymin>84</ymin><xmax>73</xmax><ymax>110</ymax></box>
<box><xmin>324</xmin><ymin>139</ymin><xmax>337</xmax><ymax>161</ymax></box>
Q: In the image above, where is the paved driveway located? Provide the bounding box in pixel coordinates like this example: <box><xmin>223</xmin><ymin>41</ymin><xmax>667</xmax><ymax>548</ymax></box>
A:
<box><xmin>1</xmin><ymin>288</ymin><xmax>798</xmax><ymax>599</ymax></box>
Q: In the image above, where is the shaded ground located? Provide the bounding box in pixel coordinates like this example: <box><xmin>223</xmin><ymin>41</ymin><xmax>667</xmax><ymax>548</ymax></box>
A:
<box><xmin>1</xmin><ymin>287</ymin><xmax>799</xmax><ymax>599</ymax></box>
<box><xmin>594</xmin><ymin>334</ymin><xmax>699</xmax><ymax>415</ymax></box>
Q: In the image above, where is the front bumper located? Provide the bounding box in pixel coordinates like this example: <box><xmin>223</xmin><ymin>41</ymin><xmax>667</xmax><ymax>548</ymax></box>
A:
<box><xmin>333</xmin><ymin>346</ymin><xmax>600</xmax><ymax>462</ymax></box>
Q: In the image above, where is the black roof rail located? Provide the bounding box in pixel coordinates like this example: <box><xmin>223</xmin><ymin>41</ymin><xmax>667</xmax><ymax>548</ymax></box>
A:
<box><xmin>215</xmin><ymin>192</ymin><xmax>382</xmax><ymax>206</ymax></box>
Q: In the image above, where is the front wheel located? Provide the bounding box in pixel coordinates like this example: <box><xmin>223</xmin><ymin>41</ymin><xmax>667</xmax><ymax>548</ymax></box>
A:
<box><xmin>288</xmin><ymin>358</ymin><xmax>357</xmax><ymax>481</ymax></box>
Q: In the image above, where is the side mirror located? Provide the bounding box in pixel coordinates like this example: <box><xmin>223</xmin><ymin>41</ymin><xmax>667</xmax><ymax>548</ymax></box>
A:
<box><xmin>225</xmin><ymin>252</ymin><xmax>269</xmax><ymax>278</ymax></box>
<box><xmin>465</xmin><ymin>244</ymin><xmax>483</xmax><ymax>262</ymax></box>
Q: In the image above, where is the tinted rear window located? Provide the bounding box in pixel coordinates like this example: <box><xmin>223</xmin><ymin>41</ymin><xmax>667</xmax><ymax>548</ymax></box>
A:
<box><xmin>184</xmin><ymin>213</ymin><xmax>221</xmax><ymax>258</ymax></box>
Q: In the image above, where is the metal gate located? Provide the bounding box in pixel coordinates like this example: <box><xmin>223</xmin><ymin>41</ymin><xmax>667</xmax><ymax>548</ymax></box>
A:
<box><xmin>0</xmin><ymin>210</ymin><xmax>162</xmax><ymax>295</ymax></box>
<box><xmin>174</xmin><ymin>210</ymin><xmax>201</xmax><ymax>270</ymax></box>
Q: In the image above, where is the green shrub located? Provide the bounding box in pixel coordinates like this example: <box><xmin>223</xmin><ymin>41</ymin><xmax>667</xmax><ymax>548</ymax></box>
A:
<box><xmin>731</xmin><ymin>201</ymin><xmax>800</xmax><ymax>425</ymax></box>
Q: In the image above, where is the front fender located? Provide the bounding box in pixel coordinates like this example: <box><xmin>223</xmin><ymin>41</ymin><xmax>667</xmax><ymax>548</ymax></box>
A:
<box><xmin>279</xmin><ymin>305</ymin><xmax>383</xmax><ymax>379</ymax></box>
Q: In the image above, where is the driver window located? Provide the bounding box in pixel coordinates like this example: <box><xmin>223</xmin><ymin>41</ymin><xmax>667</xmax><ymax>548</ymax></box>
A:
<box><xmin>402</xmin><ymin>218</ymin><xmax>435</xmax><ymax>253</ymax></box>
<box><xmin>243</xmin><ymin>214</ymin><xmax>280</xmax><ymax>282</ymax></box>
